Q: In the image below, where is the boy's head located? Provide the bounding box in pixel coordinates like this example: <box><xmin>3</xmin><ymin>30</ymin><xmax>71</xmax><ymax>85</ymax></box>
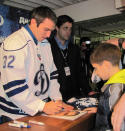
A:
<box><xmin>90</xmin><ymin>43</ymin><xmax>121</xmax><ymax>80</ymax></box>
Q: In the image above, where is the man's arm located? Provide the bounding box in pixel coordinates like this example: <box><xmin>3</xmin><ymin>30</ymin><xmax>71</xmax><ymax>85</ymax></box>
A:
<box><xmin>46</xmin><ymin>44</ymin><xmax>73</xmax><ymax>112</ymax></box>
<box><xmin>111</xmin><ymin>93</ymin><xmax>125</xmax><ymax>131</ymax></box>
<box><xmin>49</xmin><ymin>48</ymin><xmax>62</xmax><ymax>101</ymax></box>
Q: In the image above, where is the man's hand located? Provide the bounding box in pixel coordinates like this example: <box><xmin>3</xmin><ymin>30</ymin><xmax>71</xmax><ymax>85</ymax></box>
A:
<box><xmin>43</xmin><ymin>101</ymin><xmax>63</xmax><ymax>115</ymax></box>
<box><xmin>62</xmin><ymin>101</ymin><xmax>74</xmax><ymax>111</ymax></box>
<box><xmin>54</xmin><ymin>100</ymin><xmax>74</xmax><ymax>111</ymax></box>
<box><xmin>43</xmin><ymin>100</ymin><xmax>73</xmax><ymax>115</ymax></box>
<box><xmin>111</xmin><ymin>94</ymin><xmax>125</xmax><ymax>131</ymax></box>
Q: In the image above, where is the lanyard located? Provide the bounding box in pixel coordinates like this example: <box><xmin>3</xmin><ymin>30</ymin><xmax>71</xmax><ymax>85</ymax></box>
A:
<box><xmin>60</xmin><ymin>49</ymin><xmax>68</xmax><ymax>59</ymax></box>
<box><xmin>60</xmin><ymin>49</ymin><xmax>69</xmax><ymax>66</ymax></box>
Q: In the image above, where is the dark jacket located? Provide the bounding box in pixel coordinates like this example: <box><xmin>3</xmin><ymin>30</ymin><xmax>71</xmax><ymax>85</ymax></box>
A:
<box><xmin>49</xmin><ymin>37</ymin><xmax>91</xmax><ymax>101</ymax></box>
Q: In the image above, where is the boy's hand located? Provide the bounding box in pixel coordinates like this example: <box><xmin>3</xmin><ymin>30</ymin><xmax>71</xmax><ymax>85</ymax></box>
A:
<box><xmin>83</xmin><ymin>107</ymin><xmax>97</xmax><ymax>113</ymax></box>
<box><xmin>88</xmin><ymin>91</ymin><xmax>98</xmax><ymax>96</ymax></box>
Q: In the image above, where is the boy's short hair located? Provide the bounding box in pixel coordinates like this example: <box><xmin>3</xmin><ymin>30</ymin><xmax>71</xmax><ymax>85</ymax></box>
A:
<box><xmin>90</xmin><ymin>43</ymin><xmax>121</xmax><ymax>66</ymax></box>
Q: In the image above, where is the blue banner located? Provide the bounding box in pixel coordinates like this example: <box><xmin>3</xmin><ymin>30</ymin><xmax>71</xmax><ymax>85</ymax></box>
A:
<box><xmin>0</xmin><ymin>4</ymin><xmax>30</xmax><ymax>43</ymax></box>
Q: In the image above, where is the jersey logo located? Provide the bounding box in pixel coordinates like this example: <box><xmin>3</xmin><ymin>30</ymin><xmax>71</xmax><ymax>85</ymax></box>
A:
<box><xmin>34</xmin><ymin>64</ymin><xmax>49</xmax><ymax>96</ymax></box>
<box><xmin>37</xmin><ymin>54</ymin><xmax>41</xmax><ymax>60</ymax></box>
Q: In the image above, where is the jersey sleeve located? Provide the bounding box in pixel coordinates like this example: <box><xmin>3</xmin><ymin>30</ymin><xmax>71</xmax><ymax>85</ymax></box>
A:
<box><xmin>49</xmin><ymin>52</ymin><xmax>62</xmax><ymax>101</ymax></box>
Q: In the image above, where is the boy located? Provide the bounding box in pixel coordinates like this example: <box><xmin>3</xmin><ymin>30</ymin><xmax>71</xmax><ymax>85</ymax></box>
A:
<box><xmin>84</xmin><ymin>43</ymin><xmax>125</xmax><ymax>131</ymax></box>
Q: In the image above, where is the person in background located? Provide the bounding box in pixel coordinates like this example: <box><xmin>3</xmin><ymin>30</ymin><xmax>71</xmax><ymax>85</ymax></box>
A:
<box><xmin>110</xmin><ymin>38</ymin><xmax>125</xmax><ymax>130</ymax></box>
<box><xmin>49</xmin><ymin>15</ymin><xmax>89</xmax><ymax>102</ymax></box>
<box><xmin>0</xmin><ymin>6</ymin><xmax>73</xmax><ymax>123</ymax></box>
<box><xmin>80</xmin><ymin>37</ymin><xmax>99</xmax><ymax>97</ymax></box>
<box><xmin>84</xmin><ymin>43</ymin><xmax>125</xmax><ymax>131</ymax></box>
<box><xmin>80</xmin><ymin>37</ymin><xmax>92</xmax><ymax>78</ymax></box>
<box><xmin>106</xmin><ymin>38</ymin><xmax>125</xmax><ymax>69</ymax></box>
<box><xmin>118</xmin><ymin>38</ymin><xmax>125</xmax><ymax>69</ymax></box>
<box><xmin>105</xmin><ymin>38</ymin><xmax>125</xmax><ymax>131</ymax></box>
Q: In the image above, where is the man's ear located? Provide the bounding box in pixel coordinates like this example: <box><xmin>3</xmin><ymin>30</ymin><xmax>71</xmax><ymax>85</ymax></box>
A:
<box><xmin>30</xmin><ymin>18</ymin><xmax>37</xmax><ymax>25</ymax></box>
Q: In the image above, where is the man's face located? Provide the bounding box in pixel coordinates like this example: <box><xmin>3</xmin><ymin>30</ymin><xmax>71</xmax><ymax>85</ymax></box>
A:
<box><xmin>32</xmin><ymin>18</ymin><xmax>55</xmax><ymax>42</ymax></box>
<box><xmin>56</xmin><ymin>22</ymin><xmax>72</xmax><ymax>41</ymax></box>
<box><xmin>92</xmin><ymin>61</ymin><xmax>110</xmax><ymax>81</ymax></box>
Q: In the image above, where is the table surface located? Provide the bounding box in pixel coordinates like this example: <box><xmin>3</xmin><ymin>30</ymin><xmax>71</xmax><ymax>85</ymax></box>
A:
<box><xmin>0</xmin><ymin>113</ymin><xmax>95</xmax><ymax>131</ymax></box>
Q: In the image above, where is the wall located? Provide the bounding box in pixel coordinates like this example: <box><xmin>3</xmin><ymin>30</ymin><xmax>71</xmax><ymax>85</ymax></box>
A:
<box><xmin>55</xmin><ymin>0</ymin><xmax>121</xmax><ymax>22</ymax></box>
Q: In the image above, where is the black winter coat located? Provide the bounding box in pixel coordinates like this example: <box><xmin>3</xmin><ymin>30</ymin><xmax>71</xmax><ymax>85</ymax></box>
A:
<box><xmin>49</xmin><ymin>37</ymin><xmax>91</xmax><ymax>101</ymax></box>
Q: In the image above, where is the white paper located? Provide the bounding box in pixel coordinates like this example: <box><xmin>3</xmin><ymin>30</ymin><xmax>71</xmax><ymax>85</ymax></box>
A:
<box><xmin>42</xmin><ymin>111</ymin><xmax>87</xmax><ymax>121</ymax></box>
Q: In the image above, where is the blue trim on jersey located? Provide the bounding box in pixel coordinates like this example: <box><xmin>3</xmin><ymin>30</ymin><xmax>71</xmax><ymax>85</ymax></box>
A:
<box><xmin>0</xmin><ymin>104</ymin><xmax>28</xmax><ymax>115</ymax></box>
<box><xmin>24</xmin><ymin>25</ymin><xmax>49</xmax><ymax>46</ymax></box>
<box><xmin>50</xmin><ymin>70</ymin><xmax>58</xmax><ymax>76</ymax></box>
<box><xmin>50</xmin><ymin>76</ymin><xmax>58</xmax><ymax>80</ymax></box>
<box><xmin>3</xmin><ymin>79</ymin><xmax>26</xmax><ymax>90</ymax></box>
<box><xmin>6</xmin><ymin>84</ymin><xmax>28</xmax><ymax>97</ymax></box>
<box><xmin>24</xmin><ymin>24</ymin><xmax>37</xmax><ymax>45</ymax></box>
<box><xmin>50</xmin><ymin>70</ymin><xmax>58</xmax><ymax>80</ymax></box>
<box><xmin>0</xmin><ymin>96</ymin><xmax>17</xmax><ymax>108</ymax></box>
<box><xmin>39</xmin><ymin>39</ymin><xmax>50</xmax><ymax>46</ymax></box>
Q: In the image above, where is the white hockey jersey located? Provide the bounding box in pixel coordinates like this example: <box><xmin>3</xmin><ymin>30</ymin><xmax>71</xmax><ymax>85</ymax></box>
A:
<box><xmin>0</xmin><ymin>26</ymin><xmax>62</xmax><ymax>120</ymax></box>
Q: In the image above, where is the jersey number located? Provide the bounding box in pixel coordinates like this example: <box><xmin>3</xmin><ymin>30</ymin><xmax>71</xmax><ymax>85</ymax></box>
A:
<box><xmin>3</xmin><ymin>55</ymin><xmax>15</xmax><ymax>68</ymax></box>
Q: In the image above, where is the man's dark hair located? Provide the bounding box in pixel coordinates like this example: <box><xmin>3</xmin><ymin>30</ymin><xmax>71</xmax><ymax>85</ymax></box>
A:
<box><xmin>29</xmin><ymin>6</ymin><xmax>57</xmax><ymax>27</ymax></box>
<box><xmin>56</xmin><ymin>15</ymin><xmax>74</xmax><ymax>28</ymax></box>
<box><xmin>90</xmin><ymin>43</ymin><xmax>121</xmax><ymax>66</ymax></box>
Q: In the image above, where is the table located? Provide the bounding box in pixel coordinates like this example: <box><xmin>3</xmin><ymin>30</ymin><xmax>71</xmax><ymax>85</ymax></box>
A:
<box><xmin>0</xmin><ymin>113</ymin><xmax>95</xmax><ymax>131</ymax></box>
